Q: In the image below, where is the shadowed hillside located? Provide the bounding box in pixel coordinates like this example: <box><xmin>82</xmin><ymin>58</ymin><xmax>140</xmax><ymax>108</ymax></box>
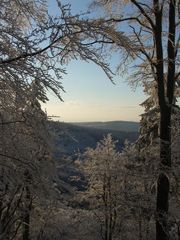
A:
<box><xmin>50</xmin><ymin>121</ymin><xmax>139</xmax><ymax>157</ymax></box>
<box><xmin>71</xmin><ymin>121</ymin><xmax>139</xmax><ymax>132</ymax></box>
<box><xmin>49</xmin><ymin>121</ymin><xmax>139</xmax><ymax>194</ymax></box>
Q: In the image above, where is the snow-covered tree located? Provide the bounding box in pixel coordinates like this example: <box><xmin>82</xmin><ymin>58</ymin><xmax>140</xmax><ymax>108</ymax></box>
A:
<box><xmin>0</xmin><ymin>1</ymin><xmax>132</xmax><ymax>238</ymax></box>
<box><xmin>78</xmin><ymin>134</ymin><xmax>126</xmax><ymax>240</ymax></box>
<box><xmin>0</xmin><ymin>80</ymin><xmax>55</xmax><ymax>240</ymax></box>
<box><xmin>85</xmin><ymin>1</ymin><xmax>179</xmax><ymax>238</ymax></box>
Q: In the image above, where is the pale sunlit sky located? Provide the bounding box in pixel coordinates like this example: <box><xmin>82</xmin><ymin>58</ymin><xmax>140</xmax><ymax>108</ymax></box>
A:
<box><xmin>41</xmin><ymin>0</ymin><xmax>146</xmax><ymax>122</ymax></box>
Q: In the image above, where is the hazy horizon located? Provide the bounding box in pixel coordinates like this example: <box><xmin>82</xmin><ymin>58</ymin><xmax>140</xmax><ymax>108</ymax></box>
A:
<box><xmin>51</xmin><ymin>119</ymin><xmax>140</xmax><ymax>123</ymax></box>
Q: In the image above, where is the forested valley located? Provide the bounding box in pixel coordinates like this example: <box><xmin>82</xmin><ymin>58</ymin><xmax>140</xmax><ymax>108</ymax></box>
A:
<box><xmin>0</xmin><ymin>0</ymin><xmax>179</xmax><ymax>240</ymax></box>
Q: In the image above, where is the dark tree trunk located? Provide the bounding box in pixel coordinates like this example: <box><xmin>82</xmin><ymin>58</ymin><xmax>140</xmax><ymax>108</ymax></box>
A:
<box><xmin>108</xmin><ymin>176</ymin><xmax>113</xmax><ymax>240</ymax></box>
<box><xmin>23</xmin><ymin>185</ymin><xmax>32</xmax><ymax>240</ymax></box>
<box><xmin>103</xmin><ymin>174</ymin><xmax>108</xmax><ymax>240</ymax></box>
<box><xmin>23</xmin><ymin>170</ymin><xmax>32</xmax><ymax>240</ymax></box>
<box><xmin>138</xmin><ymin>214</ymin><xmax>142</xmax><ymax>240</ymax></box>
<box><xmin>156</xmin><ymin>99</ymin><xmax>171</xmax><ymax>240</ymax></box>
<box><xmin>156</xmin><ymin>173</ymin><xmax>170</xmax><ymax>240</ymax></box>
<box><xmin>155</xmin><ymin>0</ymin><xmax>176</xmax><ymax>239</ymax></box>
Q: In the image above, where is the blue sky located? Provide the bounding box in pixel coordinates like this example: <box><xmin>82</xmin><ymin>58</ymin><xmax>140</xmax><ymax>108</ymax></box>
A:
<box><xmin>42</xmin><ymin>0</ymin><xmax>146</xmax><ymax>122</ymax></box>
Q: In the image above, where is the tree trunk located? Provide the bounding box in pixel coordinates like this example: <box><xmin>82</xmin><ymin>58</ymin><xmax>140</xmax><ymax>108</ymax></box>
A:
<box><xmin>155</xmin><ymin>0</ymin><xmax>176</xmax><ymax>237</ymax></box>
<box><xmin>23</xmin><ymin>170</ymin><xmax>32</xmax><ymax>240</ymax></box>
<box><xmin>138</xmin><ymin>210</ymin><xmax>142</xmax><ymax>240</ymax></box>
<box><xmin>156</xmin><ymin>107</ymin><xmax>171</xmax><ymax>240</ymax></box>
<box><xmin>103</xmin><ymin>174</ymin><xmax>108</xmax><ymax>240</ymax></box>
<box><xmin>145</xmin><ymin>219</ymin><xmax>150</xmax><ymax>240</ymax></box>
<box><xmin>23</xmin><ymin>185</ymin><xmax>32</xmax><ymax>240</ymax></box>
<box><xmin>108</xmin><ymin>176</ymin><xmax>113</xmax><ymax>240</ymax></box>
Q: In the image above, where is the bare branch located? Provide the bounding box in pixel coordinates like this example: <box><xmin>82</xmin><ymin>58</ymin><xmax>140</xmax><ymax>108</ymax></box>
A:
<box><xmin>131</xmin><ymin>0</ymin><xmax>155</xmax><ymax>29</ymax></box>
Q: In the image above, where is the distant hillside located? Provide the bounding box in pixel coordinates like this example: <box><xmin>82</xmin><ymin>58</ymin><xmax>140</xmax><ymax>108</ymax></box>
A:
<box><xmin>71</xmin><ymin>121</ymin><xmax>139</xmax><ymax>132</ymax></box>
<box><xmin>49</xmin><ymin>121</ymin><xmax>139</xmax><ymax>194</ymax></box>
<box><xmin>50</xmin><ymin>121</ymin><xmax>139</xmax><ymax>158</ymax></box>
